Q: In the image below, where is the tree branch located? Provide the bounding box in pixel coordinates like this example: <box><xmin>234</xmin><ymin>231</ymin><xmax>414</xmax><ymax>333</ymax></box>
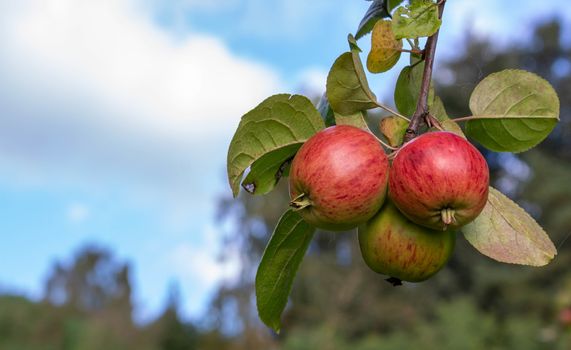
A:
<box><xmin>403</xmin><ymin>0</ymin><xmax>446</xmax><ymax>143</ymax></box>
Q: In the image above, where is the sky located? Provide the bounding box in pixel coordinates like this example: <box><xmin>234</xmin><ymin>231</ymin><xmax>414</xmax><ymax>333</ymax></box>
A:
<box><xmin>0</xmin><ymin>0</ymin><xmax>569</xmax><ymax>323</ymax></box>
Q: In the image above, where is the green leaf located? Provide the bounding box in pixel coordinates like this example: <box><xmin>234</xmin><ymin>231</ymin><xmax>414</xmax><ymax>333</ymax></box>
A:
<box><xmin>388</xmin><ymin>0</ymin><xmax>405</xmax><ymax>11</ymax></box>
<box><xmin>363</xmin><ymin>0</ymin><xmax>403</xmax><ymax>9</ymax></box>
<box><xmin>439</xmin><ymin>120</ymin><xmax>465</xmax><ymax>137</ymax></box>
<box><xmin>326</xmin><ymin>51</ymin><xmax>377</xmax><ymax>116</ymax></box>
<box><xmin>380</xmin><ymin>116</ymin><xmax>408</xmax><ymax>147</ymax></box>
<box><xmin>347</xmin><ymin>34</ymin><xmax>361</xmax><ymax>52</ymax></box>
<box><xmin>256</xmin><ymin>210</ymin><xmax>315</xmax><ymax>333</ymax></box>
<box><xmin>242</xmin><ymin>144</ymin><xmax>299</xmax><ymax>195</ymax></box>
<box><xmin>394</xmin><ymin>63</ymin><xmax>434</xmax><ymax>117</ymax></box>
<box><xmin>462</xmin><ymin>187</ymin><xmax>557</xmax><ymax>266</ymax></box>
<box><xmin>335</xmin><ymin>111</ymin><xmax>371</xmax><ymax>130</ymax></box>
<box><xmin>355</xmin><ymin>0</ymin><xmax>390</xmax><ymax>40</ymax></box>
<box><xmin>316</xmin><ymin>92</ymin><xmax>336</xmax><ymax>127</ymax></box>
<box><xmin>431</xmin><ymin>96</ymin><xmax>466</xmax><ymax>137</ymax></box>
<box><xmin>367</xmin><ymin>20</ymin><xmax>402</xmax><ymax>73</ymax></box>
<box><xmin>392</xmin><ymin>0</ymin><xmax>441</xmax><ymax>40</ymax></box>
<box><xmin>227</xmin><ymin>94</ymin><xmax>325</xmax><ymax>197</ymax></box>
<box><xmin>466</xmin><ymin>69</ymin><xmax>560</xmax><ymax>153</ymax></box>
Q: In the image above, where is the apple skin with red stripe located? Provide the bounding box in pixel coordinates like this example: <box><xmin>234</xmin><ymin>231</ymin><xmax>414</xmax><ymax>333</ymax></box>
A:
<box><xmin>389</xmin><ymin>131</ymin><xmax>489</xmax><ymax>231</ymax></box>
<box><xmin>358</xmin><ymin>201</ymin><xmax>456</xmax><ymax>282</ymax></box>
<box><xmin>289</xmin><ymin>125</ymin><xmax>389</xmax><ymax>231</ymax></box>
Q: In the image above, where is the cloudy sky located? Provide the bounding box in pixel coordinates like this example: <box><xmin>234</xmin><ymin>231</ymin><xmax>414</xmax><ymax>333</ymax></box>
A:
<box><xmin>0</xmin><ymin>0</ymin><xmax>569</xmax><ymax>322</ymax></box>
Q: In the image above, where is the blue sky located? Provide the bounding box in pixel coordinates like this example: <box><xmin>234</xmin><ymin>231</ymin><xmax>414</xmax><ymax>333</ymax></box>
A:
<box><xmin>0</xmin><ymin>0</ymin><xmax>569</xmax><ymax>323</ymax></box>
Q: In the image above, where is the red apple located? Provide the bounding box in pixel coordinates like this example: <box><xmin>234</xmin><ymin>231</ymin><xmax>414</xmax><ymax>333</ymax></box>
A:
<box><xmin>289</xmin><ymin>125</ymin><xmax>389</xmax><ymax>231</ymax></box>
<box><xmin>559</xmin><ymin>307</ymin><xmax>571</xmax><ymax>326</ymax></box>
<box><xmin>389</xmin><ymin>131</ymin><xmax>489</xmax><ymax>230</ymax></box>
<box><xmin>358</xmin><ymin>201</ymin><xmax>456</xmax><ymax>282</ymax></box>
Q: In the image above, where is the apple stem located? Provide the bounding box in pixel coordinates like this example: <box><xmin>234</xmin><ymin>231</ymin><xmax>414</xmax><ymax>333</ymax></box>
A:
<box><xmin>450</xmin><ymin>114</ymin><xmax>558</xmax><ymax>122</ymax></box>
<box><xmin>374</xmin><ymin>101</ymin><xmax>409</xmax><ymax>122</ymax></box>
<box><xmin>372</xmin><ymin>134</ymin><xmax>399</xmax><ymax>151</ymax></box>
<box><xmin>290</xmin><ymin>193</ymin><xmax>312</xmax><ymax>211</ymax></box>
<box><xmin>403</xmin><ymin>0</ymin><xmax>446</xmax><ymax>143</ymax></box>
<box><xmin>397</xmin><ymin>48</ymin><xmax>425</xmax><ymax>55</ymax></box>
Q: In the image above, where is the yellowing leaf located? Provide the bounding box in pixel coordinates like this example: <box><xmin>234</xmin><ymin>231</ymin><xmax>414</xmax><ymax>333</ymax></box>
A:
<box><xmin>462</xmin><ymin>187</ymin><xmax>557</xmax><ymax>266</ymax></box>
<box><xmin>380</xmin><ymin>116</ymin><xmax>408</xmax><ymax>147</ymax></box>
<box><xmin>367</xmin><ymin>20</ymin><xmax>402</xmax><ymax>73</ymax></box>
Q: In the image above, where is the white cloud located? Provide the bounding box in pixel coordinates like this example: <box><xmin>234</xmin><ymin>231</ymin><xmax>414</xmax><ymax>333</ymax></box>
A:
<box><xmin>168</xmin><ymin>225</ymin><xmax>241</xmax><ymax>314</ymax></box>
<box><xmin>9</xmin><ymin>0</ymin><xmax>280</xmax><ymax>136</ymax></box>
<box><xmin>170</xmin><ymin>243</ymin><xmax>239</xmax><ymax>288</ymax></box>
<box><xmin>0</xmin><ymin>0</ymin><xmax>281</xmax><ymax>193</ymax></box>
<box><xmin>0</xmin><ymin>0</ymin><xmax>280</xmax><ymax>319</ymax></box>
<box><xmin>295</xmin><ymin>67</ymin><xmax>328</xmax><ymax>96</ymax></box>
<box><xmin>66</xmin><ymin>202</ymin><xmax>90</xmax><ymax>224</ymax></box>
<box><xmin>170</xmin><ymin>0</ymin><xmax>240</xmax><ymax>11</ymax></box>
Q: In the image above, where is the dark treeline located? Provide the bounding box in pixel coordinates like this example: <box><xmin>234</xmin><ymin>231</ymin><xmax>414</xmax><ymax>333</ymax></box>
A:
<box><xmin>1</xmin><ymin>19</ymin><xmax>571</xmax><ymax>350</ymax></box>
<box><xmin>0</xmin><ymin>246</ymin><xmax>198</xmax><ymax>350</ymax></box>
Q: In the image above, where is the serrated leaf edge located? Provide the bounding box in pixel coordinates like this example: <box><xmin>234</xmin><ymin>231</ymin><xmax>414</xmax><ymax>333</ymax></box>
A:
<box><xmin>464</xmin><ymin>187</ymin><xmax>557</xmax><ymax>266</ymax></box>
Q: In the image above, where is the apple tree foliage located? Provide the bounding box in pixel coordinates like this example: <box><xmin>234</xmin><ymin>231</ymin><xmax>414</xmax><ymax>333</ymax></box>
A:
<box><xmin>225</xmin><ymin>0</ymin><xmax>560</xmax><ymax>333</ymax></box>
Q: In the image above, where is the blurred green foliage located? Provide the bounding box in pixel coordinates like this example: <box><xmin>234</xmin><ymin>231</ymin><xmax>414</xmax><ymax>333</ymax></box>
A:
<box><xmin>0</xmin><ymin>246</ymin><xmax>197</xmax><ymax>350</ymax></box>
<box><xmin>1</xmin><ymin>19</ymin><xmax>570</xmax><ymax>350</ymax></box>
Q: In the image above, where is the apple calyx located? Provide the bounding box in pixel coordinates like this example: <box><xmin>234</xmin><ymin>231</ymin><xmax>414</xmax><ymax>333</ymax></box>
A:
<box><xmin>440</xmin><ymin>208</ymin><xmax>456</xmax><ymax>228</ymax></box>
<box><xmin>289</xmin><ymin>193</ymin><xmax>312</xmax><ymax>211</ymax></box>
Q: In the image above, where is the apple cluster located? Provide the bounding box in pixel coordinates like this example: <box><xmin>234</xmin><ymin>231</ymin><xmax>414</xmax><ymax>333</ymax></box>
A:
<box><xmin>289</xmin><ymin>125</ymin><xmax>489</xmax><ymax>283</ymax></box>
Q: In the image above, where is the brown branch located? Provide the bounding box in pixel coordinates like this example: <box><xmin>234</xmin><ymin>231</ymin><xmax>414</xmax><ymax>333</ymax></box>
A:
<box><xmin>403</xmin><ymin>0</ymin><xmax>446</xmax><ymax>143</ymax></box>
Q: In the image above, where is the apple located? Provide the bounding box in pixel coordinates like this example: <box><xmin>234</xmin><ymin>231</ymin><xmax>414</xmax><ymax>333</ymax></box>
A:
<box><xmin>559</xmin><ymin>307</ymin><xmax>571</xmax><ymax>326</ymax></box>
<box><xmin>289</xmin><ymin>125</ymin><xmax>389</xmax><ymax>231</ymax></box>
<box><xmin>389</xmin><ymin>131</ymin><xmax>489</xmax><ymax>230</ymax></box>
<box><xmin>358</xmin><ymin>201</ymin><xmax>456</xmax><ymax>282</ymax></box>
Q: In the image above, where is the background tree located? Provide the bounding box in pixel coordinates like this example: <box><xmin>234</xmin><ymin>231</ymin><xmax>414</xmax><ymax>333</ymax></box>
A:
<box><xmin>0</xmin><ymin>246</ymin><xmax>199</xmax><ymax>350</ymax></box>
<box><xmin>153</xmin><ymin>282</ymin><xmax>198</xmax><ymax>350</ymax></box>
